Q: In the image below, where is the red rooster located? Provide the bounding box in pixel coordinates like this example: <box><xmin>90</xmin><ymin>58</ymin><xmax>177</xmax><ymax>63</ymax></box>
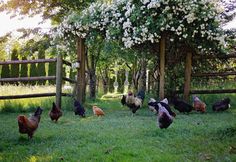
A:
<box><xmin>49</xmin><ymin>102</ymin><xmax>62</xmax><ymax>122</ymax></box>
<box><xmin>17</xmin><ymin>107</ymin><xmax>43</xmax><ymax>138</ymax></box>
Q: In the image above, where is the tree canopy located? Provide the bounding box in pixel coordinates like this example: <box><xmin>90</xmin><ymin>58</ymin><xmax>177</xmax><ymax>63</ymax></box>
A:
<box><xmin>57</xmin><ymin>0</ymin><xmax>227</xmax><ymax>55</ymax></box>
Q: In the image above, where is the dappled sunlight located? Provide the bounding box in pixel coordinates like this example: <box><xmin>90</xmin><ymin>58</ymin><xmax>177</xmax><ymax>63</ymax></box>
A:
<box><xmin>28</xmin><ymin>155</ymin><xmax>53</xmax><ymax>162</ymax></box>
<box><xmin>101</xmin><ymin>92</ymin><xmax>123</xmax><ymax>100</ymax></box>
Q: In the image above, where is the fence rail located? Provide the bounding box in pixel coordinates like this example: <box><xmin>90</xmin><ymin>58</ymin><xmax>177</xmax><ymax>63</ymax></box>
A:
<box><xmin>0</xmin><ymin>58</ymin><xmax>57</xmax><ymax>65</ymax></box>
<box><xmin>0</xmin><ymin>93</ymin><xmax>73</xmax><ymax>100</ymax></box>
<box><xmin>0</xmin><ymin>55</ymin><xmax>77</xmax><ymax>107</ymax></box>
<box><xmin>192</xmin><ymin>72</ymin><xmax>236</xmax><ymax>77</ymax></box>
<box><xmin>0</xmin><ymin>76</ymin><xmax>56</xmax><ymax>82</ymax></box>
<box><xmin>190</xmin><ymin>89</ymin><xmax>236</xmax><ymax>94</ymax></box>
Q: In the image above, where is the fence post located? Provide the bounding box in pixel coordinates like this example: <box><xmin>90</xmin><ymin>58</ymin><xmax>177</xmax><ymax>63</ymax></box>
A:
<box><xmin>159</xmin><ymin>35</ymin><xmax>166</xmax><ymax>100</ymax></box>
<box><xmin>76</xmin><ymin>37</ymin><xmax>86</xmax><ymax>103</ymax></box>
<box><xmin>183</xmin><ymin>52</ymin><xmax>192</xmax><ymax>101</ymax></box>
<box><xmin>56</xmin><ymin>53</ymin><xmax>63</xmax><ymax>107</ymax></box>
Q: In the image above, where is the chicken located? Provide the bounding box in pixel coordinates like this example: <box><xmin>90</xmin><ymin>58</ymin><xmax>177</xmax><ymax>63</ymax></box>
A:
<box><xmin>212</xmin><ymin>97</ymin><xmax>230</xmax><ymax>112</ymax></box>
<box><xmin>49</xmin><ymin>102</ymin><xmax>62</xmax><ymax>122</ymax></box>
<box><xmin>121</xmin><ymin>95</ymin><xmax>126</xmax><ymax>106</ymax></box>
<box><xmin>193</xmin><ymin>96</ymin><xmax>206</xmax><ymax>113</ymax></box>
<box><xmin>171</xmin><ymin>96</ymin><xmax>193</xmax><ymax>113</ymax></box>
<box><xmin>17</xmin><ymin>107</ymin><xmax>43</xmax><ymax>138</ymax></box>
<box><xmin>93</xmin><ymin>106</ymin><xmax>105</xmax><ymax>116</ymax></box>
<box><xmin>148</xmin><ymin>98</ymin><xmax>157</xmax><ymax>113</ymax></box>
<box><xmin>74</xmin><ymin>99</ymin><xmax>86</xmax><ymax>117</ymax></box>
<box><xmin>123</xmin><ymin>90</ymin><xmax>145</xmax><ymax>114</ymax></box>
<box><xmin>149</xmin><ymin>98</ymin><xmax>174</xmax><ymax>129</ymax></box>
<box><xmin>148</xmin><ymin>98</ymin><xmax>176</xmax><ymax>117</ymax></box>
<box><xmin>158</xmin><ymin>104</ymin><xmax>174</xmax><ymax>129</ymax></box>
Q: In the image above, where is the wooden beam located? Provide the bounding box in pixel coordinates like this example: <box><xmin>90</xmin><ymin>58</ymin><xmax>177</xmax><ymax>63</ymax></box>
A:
<box><xmin>0</xmin><ymin>76</ymin><xmax>56</xmax><ymax>82</ymax></box>
<box><xmin>0</xmin><ymin>93</ymin><xmax>73</xmax><ymax>100</ymax></box>
<box><xmin>190</xmin><ymin>89</ymin><xmax>236</xmax><ymax>94</ymax></box>
<box><xmin>76</xmin><ymin>37</ymin><xmax>86</xmax><ymax>103</ymax></box>
<box><xmin>56</xmin><ymin>53</ymin><xmax>63</xmax><ymax>108</ymax></box>
<box><xmin>192</xmin><ymin>72</ymin><xmax>236</xmax><ymax>77</ymax></box>
<box><xmin>62</xmin><ymin>59</ymin><xmax>72</xmax><ymax>67</ymax></box>
<box><xmin>62</xmin><ymin>77</ymin><xmax>77</xmax><ymax>84</ymax></box>
<box><xmin>183</xmin><ymin>52</ymin><xmax>192</xmax><ymax>101</ymax></box>
<box><xmin>0</xmin><ymin>93</ymin><xmax>57</xmax><ymax>100</ymax></box>
<box><xmin>0</xmin><ymin>58</ymin><xmax>56</xmax><ymax>65</ymax></box>
<box><xmin>193</xmin><ymin>53</ymin><xmax>236</xmax><ymax>59</ymax></box>
<box><xmin>159</xmin><ymin>36</ymin><xmax>165</xmax><ymax>99</ymax></box>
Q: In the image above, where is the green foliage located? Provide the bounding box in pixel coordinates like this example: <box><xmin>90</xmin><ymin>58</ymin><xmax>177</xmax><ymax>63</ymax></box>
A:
<box><xmin>30</xmin><ymin>57</ymin><xmax>38</xmax><ymax>85</ymax></box>
<box><xmin>10</xmin><ymin>48</ymin><xmax>19</xmax><ymax>85</ymax></box>
<box><xmin>37</xmin><ymin>46</ymin><xmax>46</xmax><ymax>85</ymax></box>
<box><xmin>0</xmin><ymin>0</ymin><xmax>96</xmax><ymax>25</ymax></box>
<box><xmin>20</xmin><ymin>56</ymin><xmax>28</xmax><ymax>85</ymax></box>
<box><xmin>48</xmin><ymin>57</ymin><xmax>56</xmax><ymax>85</ymax></box>
<box><xmin>1</xmin><ymin>64</ymin><xmax>11</xmax><ymax>85</ymax></box>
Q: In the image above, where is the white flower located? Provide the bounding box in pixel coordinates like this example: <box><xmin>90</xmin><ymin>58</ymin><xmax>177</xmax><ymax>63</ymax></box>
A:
<box><xmin>123</xmin><ymin>19</ymin><xmax>132</xmax><ymax>29</ymax></box>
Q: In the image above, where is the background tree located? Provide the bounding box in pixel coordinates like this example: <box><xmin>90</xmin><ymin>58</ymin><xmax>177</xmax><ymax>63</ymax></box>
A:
<box><xmin>48</xmin><ymin>47</ymin><xmax>57</xmax><ymax>85</ymax></box>
<box><xmin>37</xmin><ymin>37</ymin><xmax>50</xmax><ymax>85</ymax></box>
<box><xmin>1</xmin><ymin>62</ymin><xmax>11</xmax><ymax>85</ymax></box>
<box><xmin>30</xmin><ymin>56</ymin><xmax>38</xmax><ymax>85</ymax></box>
<box><xmin>10</xmin><ymin>48</ymin><xmax>19</xmax><ymax>85</ymax></box>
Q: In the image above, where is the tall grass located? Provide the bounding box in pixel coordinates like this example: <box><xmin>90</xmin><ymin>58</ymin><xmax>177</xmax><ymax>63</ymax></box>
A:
<box><xmin>0</xmin><ymin>85</ymin><xmax>74</xmax><ymax>113</ymax></box>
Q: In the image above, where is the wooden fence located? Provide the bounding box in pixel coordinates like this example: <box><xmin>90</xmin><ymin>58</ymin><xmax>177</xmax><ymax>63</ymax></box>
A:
<box><xmin>179</xmin><ymin>53</ymin><xmax>236</xmax><ymax>98</ymax></box>
<box><xmin>0</xmin><ymin>54</ymin><xmax>78</xmax><ymax>107</ymax></box>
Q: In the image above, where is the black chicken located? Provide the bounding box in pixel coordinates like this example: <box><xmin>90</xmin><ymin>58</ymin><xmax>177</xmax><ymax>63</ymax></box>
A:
<box><xmin>212</xmin><ymin>98</ymin><xmax>231</xmax><ymax>111</ymax></box>
<box><xmin>74</xmin><ymin>99</ymin><xmax>86</xmax><ymax>117</ymax></box>
<box><xmin>171</xmin><ymin>96</ymin><xmax>193</xmax><ymax>113</ymax></box>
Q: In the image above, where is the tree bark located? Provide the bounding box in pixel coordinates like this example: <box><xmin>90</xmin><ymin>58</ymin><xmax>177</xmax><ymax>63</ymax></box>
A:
<box><xmin>183</xmin><ymin>52</ymin><xmax>192</xmax><ymax>101</ymax></box>
<box><xmin>138</xmin><ymin>58</ymin><xmax>147</xmax><ymax>92</ymax></box>
<box><xmin>76</xmin><ymin>37</ymin><xmax>86</xmax><ymax>103</ymax></box>
<box><xmin>159</xmin><ymin>36</ymin><xmax>166</xmax><ymax>99</ymax></box>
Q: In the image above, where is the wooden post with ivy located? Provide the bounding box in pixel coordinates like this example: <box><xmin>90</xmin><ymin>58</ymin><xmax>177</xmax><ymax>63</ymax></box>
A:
<box><xmin>183</xmin><ymin>52</ymin><xmax>192</xmax><ymax>101</ymax></box>
<box><xmin>76</xmin><ymin>37</ymin><xmax>86</xmax><ymax>103</ymax></box>
<box><xmin>56</xmin><ymin>53</ymin><xmax>63</xmax><ymax>107</ymax></box>
<box><xmin>159</xmin><ymin>36</ymin><xmax>166</xmax><ymax>99</ymax></box>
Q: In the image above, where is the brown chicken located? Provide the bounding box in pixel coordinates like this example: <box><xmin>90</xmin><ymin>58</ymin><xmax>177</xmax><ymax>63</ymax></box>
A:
<box><xmin>193</xmin><ymin>96</ymin><xmax>206</xmax><ymax>113</ymax></box>
<box><xmin>49</xmin><ymin>102</ymin><xmax>62</xmax><ymax>122</ymax></box>
<box><xmin>17</xmin><ymin>107</ymin><xmax>43</xmax><ymax>138</ymax></box>
<box><xmin>92</xmin><ymin>106</ymin><xmax>105</xmax><ymax>116</ymax></box>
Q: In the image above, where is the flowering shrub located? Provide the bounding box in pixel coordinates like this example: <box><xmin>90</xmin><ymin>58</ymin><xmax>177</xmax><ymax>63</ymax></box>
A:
<box><xmin>57</xmin><ymin>0</ymin><xmax>226</xmax><ymax>52</ymax></box>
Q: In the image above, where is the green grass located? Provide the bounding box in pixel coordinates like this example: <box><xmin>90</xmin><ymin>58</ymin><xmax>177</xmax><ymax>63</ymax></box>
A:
<box><xmin>0</xmin><ymin>98</ymin><xmax>236</xmax><ymax>162</ymax></box>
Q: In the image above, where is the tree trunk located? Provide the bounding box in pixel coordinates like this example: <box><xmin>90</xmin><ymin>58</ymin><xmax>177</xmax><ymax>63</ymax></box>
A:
<box><xmin>159</xmin><ymin>36</ymin><xmax>166</xmax><ymax>99</ymax></box>
<box><xmin>76</xmin><ymin>37</ymin><xmax>86</xmax><ymax>103</ymax></box>
<box><xmin>138</xmin><ymin>58</ymin><xmax>147</xmax><ymax>92</ymax></box>
<box><xmin>100</xmin><ymin>67</ymin><xmax>109</xmax><ymax>94</ymax></box>
<box><xmin>88</xmin><ymin>52</ymin><xmax>96</xmax><ymax>99</ymax></box>
<box><xmin>183</xmin><ymin>52</ymin><xmax>192</xmax><ymax>101</ymax></box>
<box><xmin>89</xmin><ymin>69</ymin><xmax>96</xmax><ymax>99</ymax></box>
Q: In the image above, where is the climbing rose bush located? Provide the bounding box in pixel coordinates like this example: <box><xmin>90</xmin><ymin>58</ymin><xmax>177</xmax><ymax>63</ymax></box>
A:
<box><xmin>57</xmin><ymin>0</ymin><xmax>226</xmax><ymax>52</ymax></box>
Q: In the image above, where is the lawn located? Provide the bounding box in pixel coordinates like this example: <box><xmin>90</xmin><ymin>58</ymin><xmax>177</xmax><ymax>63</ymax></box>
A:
<box><xmin>0</xmin><ymin>96</ymin><xmax>236</xmax><ymax>162</ymax></box>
